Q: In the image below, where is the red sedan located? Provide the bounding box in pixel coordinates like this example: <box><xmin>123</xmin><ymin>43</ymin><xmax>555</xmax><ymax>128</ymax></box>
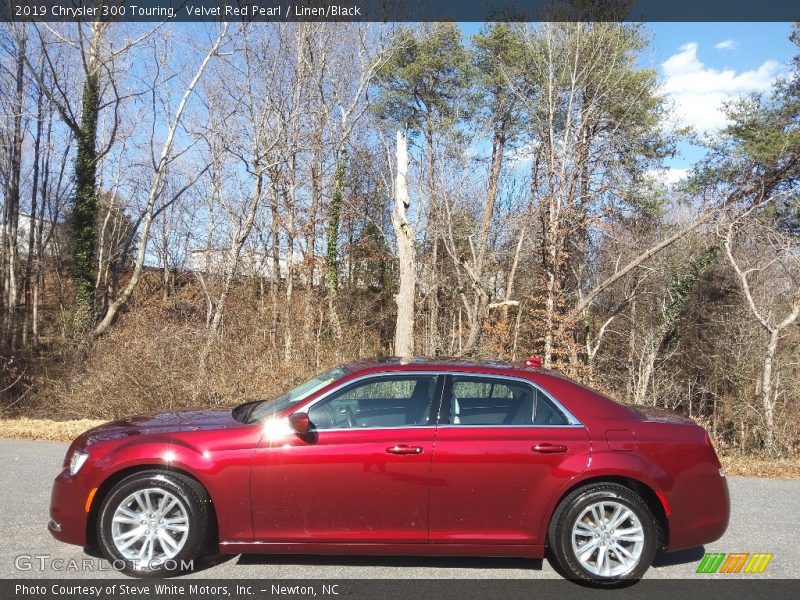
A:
<box><xmin>49</xmin><ymin>358</ymin><xmax>729</xmax><ymax>583</ymax></box>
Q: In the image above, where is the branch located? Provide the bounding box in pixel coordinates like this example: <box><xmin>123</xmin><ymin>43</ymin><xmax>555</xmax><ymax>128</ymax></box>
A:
<box><xmin>487</xmin><ymin>300</ymin><xmax>520</xmax><ymax>310</ymax></box>
<box><xmin>93</xmin><ymin>24</ymin><xmax>229</xmax><ymax>337</ymax></box>
<box><xmin>566</xmin><ymin>173</ymin><xmax>796</xmax><ymax>325</ymax></box>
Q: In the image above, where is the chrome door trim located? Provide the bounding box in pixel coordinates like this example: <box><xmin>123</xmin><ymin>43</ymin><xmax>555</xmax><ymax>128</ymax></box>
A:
<box><xmin>277</xmin><ymin>370</ymin><xmax>582</xmax><ymax>430</ymax></box>
<box><xmin>441</xmin><ymin>371</ymin><xmax>583</xmax><ymax>426</ymax></box>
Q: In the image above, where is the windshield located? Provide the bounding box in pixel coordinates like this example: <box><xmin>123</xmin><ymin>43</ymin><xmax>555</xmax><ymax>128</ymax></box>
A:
<box><xmin>237</xmin><ymin>366</ymin><xmax>351</xmax><ymax>423</ymax></box>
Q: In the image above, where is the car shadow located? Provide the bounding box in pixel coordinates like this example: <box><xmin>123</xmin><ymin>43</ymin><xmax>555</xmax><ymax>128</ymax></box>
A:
<box><xmin>651</xmin><ymin>546</ymin><xmax>705</xmax><ymax>568</ymax></box>
<box><xmin>194</xmin><ymin>552</ymin><xmax>239</xmax><ymax>570</ymax></box>
<box><xmin>234</xmin><ymin>554</ymin><xmax>543</xmax><ymax>571</ymax></box>
<box><xmin>185</xmin><ymin>546</ymin><xmax>704</xmax><ymax>576</ymax></box>
<box><xmin>86</xmin><ymin>545</ymin><xmax>703</xmax><ymax>577</ymax></box>
<box><xmin>81</xmin><ymin>546</ymin><xmax>239</xmax><ymax>578</ymax></box>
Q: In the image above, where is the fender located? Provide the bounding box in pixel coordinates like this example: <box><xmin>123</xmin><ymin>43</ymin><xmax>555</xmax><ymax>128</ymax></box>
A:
<box><xmin>535</xmin><ymin>448</ymin><xmax>672</xmax><ymax>547</ymax></box>
<box><xmin>88</xmin><ymin>435</ymin><xmax>256</xmax><ymax>543</ymax></box>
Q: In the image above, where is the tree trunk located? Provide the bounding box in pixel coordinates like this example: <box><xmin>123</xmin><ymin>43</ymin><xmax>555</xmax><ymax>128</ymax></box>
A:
<box><xmin>463</xmin><ymin>124</ymin><xmax>507</xmax><ymax>354</ymax></box>
<box><xmin>161</xmin><ymin>205</ymin><xmax>169</xmax><ymax>300</ymax></box>
<box><xmin>269</xmin><ymin>183</ymin><xmax>280</xmax><ymax>347</ymax></box>
<box><xmin>23</xmin><ymin>65</ymin><xmax>44</xmax><ymax>348</ymax></box>
<box><xmin>32</xmin><ymin>111</ymin><xmax>52</xmax><ymax>344</ymax></box>
<box><xmin>542</xmin><ymin>218</ymin><xmax>559</xmax><ymax>368</ymax></box>
<box><xmin>633</xmin><ymin>345</ymin><xmax>657</xmax><ymax>405</ymax></box>
<box><xmin>304</xmin><ymin>135</ymin><xmax>322</xmax><ymax>345</ymax></box>
<box><xmin>424</xmin><ymin>122</ymin><xmax>440</xmax><ymax>355</ymax></box>
<box><xmin>502</xmin><ymin>227</ymin><xmax>525</xmax><ymax>321</ymax></box>
<box><xmin>284</xmin><ymin>179</ymin><xmax>296</xmax><ymax>362</ymax></box>
<box><xmin>392</xmin><ymin>131</ymin><xmax>415</xmax><ymax>357</ymax></box>
<box><xmin>5</xmin><ymin>30</ymin><xmax>26</xmax><ymax>346</ymax></box>
<box><xmin>72</xmin><ymin>30</ymin><xmax>103</xmax><ymax>323</ymax></box>
<box><xmin>210</xmin><ymin>171</ymin><xmax>265</xmax><ymax>333</ymax></box>
<box><xmin>761</xmin><ymin>328</ymin><xmax>779</xmax><ymax>453</ymax></box>
<box><xmin>325</xmin><ymin>143</ymin><xmax>346</xmax><ymax>341</ymax></box>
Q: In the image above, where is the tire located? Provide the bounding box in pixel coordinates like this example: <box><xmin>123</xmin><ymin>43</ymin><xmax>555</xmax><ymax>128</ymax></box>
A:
<box><xmin>97</xmin><ymin>470</ymin><xmax>211</xmax><ymax>577</ymax></box>
<box><xmin>548</xmin><ymin>483</ymin><xmax>657</xmax><ymax>585</ymax></box>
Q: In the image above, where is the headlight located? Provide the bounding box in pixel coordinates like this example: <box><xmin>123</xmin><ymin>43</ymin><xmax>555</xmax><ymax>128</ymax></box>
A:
<box><xmin>69</xmin><ymin>450</ymin><xmax>89</xmax><ymax>476</ymax></box>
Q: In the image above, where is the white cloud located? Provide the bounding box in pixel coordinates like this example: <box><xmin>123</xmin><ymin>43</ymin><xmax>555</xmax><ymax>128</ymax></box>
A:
<box><xmin>661</xmin><ymin>42</ymin><xmax>781</xmax><ymax>133</ymax></box>
<box><xmin>506</xmin><ymin>140</ymin><xmax>540</xmax><ymax>168</ymax></box>
<box><xmin>714</xmin><ymin>39</ymin><xmax>737</xmax><ymax>51</ymax></box>
<box><xmin>649</xmin><ymin>168</ymin><xmax>689</xmax><ymax>186</ymax></box>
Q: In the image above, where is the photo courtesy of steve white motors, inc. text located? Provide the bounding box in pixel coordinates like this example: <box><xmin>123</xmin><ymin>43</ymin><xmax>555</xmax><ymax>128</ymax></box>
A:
<box><xmin>14</xmin><ymin>583</ymin><xmax>337</xmax><ymax>597</ymax></box>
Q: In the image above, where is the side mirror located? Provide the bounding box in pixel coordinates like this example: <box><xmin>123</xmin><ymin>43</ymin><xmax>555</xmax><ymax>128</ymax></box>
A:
<box><xmin>288</xmin><ymin>412</ymin><xmax>311</xmax><ymax>435</ymax></box>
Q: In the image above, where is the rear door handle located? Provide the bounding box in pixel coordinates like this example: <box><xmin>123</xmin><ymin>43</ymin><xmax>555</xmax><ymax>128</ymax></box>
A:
<box><xmin>532</xmin><ymin>443</ymin><xmax>567</xmax><ymax>453</ymax></box>
<box><xmin>386</xmin><ymin>444</ymin><xmax>423</xmax><ymax>455</ymax></box>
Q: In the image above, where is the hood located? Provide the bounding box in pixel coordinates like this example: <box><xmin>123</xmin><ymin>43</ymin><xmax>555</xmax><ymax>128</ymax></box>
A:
<box><xmin>80</xmin><ymin>409</ymin><xmax>240</xmax><ymax>445</ymax></box>
<box><xmin>625</xmin><ymin>404</ymin><xmax>697</xmax><ymax>425</ymax></box>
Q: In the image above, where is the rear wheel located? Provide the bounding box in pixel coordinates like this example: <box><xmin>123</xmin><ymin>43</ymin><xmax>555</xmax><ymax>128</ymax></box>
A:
<box><xmin>549</xmin><ymin>483</ymin><xmax>657</xmax><ymax>584</ymax></box>
<box><xmin>97</xmin><ymin>470</ymin><xmax>211</xmax><ymax>577</ymax></box>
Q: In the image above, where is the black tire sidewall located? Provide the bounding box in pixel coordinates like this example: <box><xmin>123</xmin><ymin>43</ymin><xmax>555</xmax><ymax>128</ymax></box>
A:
<box><xmin>551</xmin><ymin>484</ymin><xmax>657</xmax><ymax>584</ymax></box>
<box><xmin>97</xmin><ymin>471</ymin><xmax>209</xmax><ymax>577</ymax></box>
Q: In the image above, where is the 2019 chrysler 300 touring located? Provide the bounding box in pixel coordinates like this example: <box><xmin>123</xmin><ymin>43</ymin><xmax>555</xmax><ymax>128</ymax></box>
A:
<box><xmin>49</xmin><ymin>357</ymin><xmax>729</xmax><ymax>583</ymax></box>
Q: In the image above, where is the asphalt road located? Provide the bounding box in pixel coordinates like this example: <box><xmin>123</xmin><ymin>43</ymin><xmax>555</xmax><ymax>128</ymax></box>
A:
<box><xmin>0</xmin><ymin>439</ymin><xmax>797</xmax><ymax>580</ymax></box>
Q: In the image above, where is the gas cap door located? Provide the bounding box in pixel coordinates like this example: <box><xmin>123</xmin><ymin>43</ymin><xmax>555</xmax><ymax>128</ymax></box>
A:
<box><xmin>606</xmin><ymin>429</ymin><xmax>637</xmax><ymax>452</ymax></box>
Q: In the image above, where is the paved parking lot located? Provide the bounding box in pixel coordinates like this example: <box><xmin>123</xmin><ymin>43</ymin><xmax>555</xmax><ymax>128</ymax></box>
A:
<box><xmin>1</xmin><ymin>439</ymin><xmax>796</xmax><ymax>579</ymax></box>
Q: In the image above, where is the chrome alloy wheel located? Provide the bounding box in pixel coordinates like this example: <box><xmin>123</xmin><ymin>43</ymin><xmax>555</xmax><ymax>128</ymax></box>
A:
<box><xmin>571</xmin><ymin>500</ymin><xmax>645</xmax><ymax>577</ymax></box>
<box><xmin>110</xmin><ymin>487</ymin><xmax>189</xmax><ymax>566</ymax></box>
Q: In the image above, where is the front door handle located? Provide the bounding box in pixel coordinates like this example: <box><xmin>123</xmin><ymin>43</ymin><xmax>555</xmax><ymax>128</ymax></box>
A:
<box><xmin>532</xmin><ymin>443</ymin><xmax>567</xmax><ymax>453</ymax></box>
<box><xmin>386</xmin><ymin>444</ymin><xmax>423</xmax><ymax>455</ymax></box>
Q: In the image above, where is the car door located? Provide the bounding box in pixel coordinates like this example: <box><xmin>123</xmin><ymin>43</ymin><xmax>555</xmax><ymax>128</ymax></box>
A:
<box><xmin>250</xmin><ymin>372</ymin><xmax>442</xmax><ymax>543</ymax></box>
<box><xmin>428</xmin><ymin>374</ymin><xmax>591</xmax><ymax>545</ymax></box>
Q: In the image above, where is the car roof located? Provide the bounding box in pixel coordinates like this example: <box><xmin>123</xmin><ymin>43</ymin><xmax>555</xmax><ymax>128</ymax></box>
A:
<box><xmin>343</xmin><ymin>356</ymin><xmax>538</xmax><ymax>374</ymax></box>
<box><xmin>339</xmin><ymin>356</ymin><xmax>640</xmax><ymax>423</ymax></box>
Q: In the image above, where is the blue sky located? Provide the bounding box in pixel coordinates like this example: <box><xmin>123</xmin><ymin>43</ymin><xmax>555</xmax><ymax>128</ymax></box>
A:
<box><xmin>462</xmin><ymin>22</ymin><xmax>798</xmax><ymax>180</ymax></box>
<box><xmin>647</xmin><ymin>22</ymin><xmax>796</xmax><ymax>177</ymax></box>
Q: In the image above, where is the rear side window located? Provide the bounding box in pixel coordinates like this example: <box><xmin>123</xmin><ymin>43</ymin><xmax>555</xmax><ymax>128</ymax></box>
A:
<box><xmin>446</xmin><ymin>376</ymin><xmax>568</xmax><ymax>426</ymax></box>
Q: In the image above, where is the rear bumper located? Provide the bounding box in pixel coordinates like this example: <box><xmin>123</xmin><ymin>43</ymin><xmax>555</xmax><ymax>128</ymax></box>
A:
<box><xmin>48</xmin><ymin>469</ymin><xmax>90</xmax><ymax>547</ymax></box>
<box><xmin>666</xmin><ymin>471</ymin><xmax>730</xmax><ymax>551</ymax></box>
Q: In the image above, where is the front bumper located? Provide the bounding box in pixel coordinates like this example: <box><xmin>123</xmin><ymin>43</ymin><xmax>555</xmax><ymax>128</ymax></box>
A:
<box><xmin>48</xmin><ymin>468</ymin><xmax>91</xmax><ymax>547</ymax></box>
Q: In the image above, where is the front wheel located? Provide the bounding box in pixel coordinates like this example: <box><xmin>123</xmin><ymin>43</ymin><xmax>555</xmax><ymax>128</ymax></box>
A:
<box><xmin>97</xmin><ymin>470</ymin><xmax>211</xmax><ymax>577</ymax></box>
<box><xmin>548</xmin><ymin>483</ymin><xmax>658</xmax><ymax>584</ymax></box>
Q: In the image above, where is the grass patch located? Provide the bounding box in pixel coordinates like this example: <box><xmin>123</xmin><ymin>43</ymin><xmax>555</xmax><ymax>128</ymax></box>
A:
<box><xmin>0</xmin><ymin>418</ymin><xmax>105</xmax><ymax>442</ymax></box>
<box><xmin>720</xmin><ymin>454</ymin><xmax>800</xmax><ymax>479</ymax></box>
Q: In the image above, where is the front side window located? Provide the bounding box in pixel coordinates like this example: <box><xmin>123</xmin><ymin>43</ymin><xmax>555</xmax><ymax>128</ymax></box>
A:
<box><xmin>446</xmin><ymin>376</ymin><xmax>569</xmax><ymax>426</ymax></box>
<box><xmin>308</xmin><ymin>375</ymin><xmax>438</xmax><ymax>430</ymax></box>
<box><xmin>244</xmin><ymin>367</ymin><xmax>351</xmax><ymax>422</ymax></box>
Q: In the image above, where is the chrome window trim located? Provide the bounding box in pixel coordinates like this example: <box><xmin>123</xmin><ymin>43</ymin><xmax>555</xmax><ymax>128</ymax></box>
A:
<box><xmin>297</xmin><ymin>371</ymin><xmax>442</xmax><ymax>430</ymax></box>
<box><xmin>433</xmin><ymin>424</ymin><xmax>582</xmax><ymax>429</ymax></box>
<box><xmin>442</xmin><ymin>372</ymin><xmax>582</xmax><ymax>427</ymax></box>
<box><xmin>285</xmin><ymin>370</ymin><xmax>583</xmax><ymax>430</ymax></box>
<box><xmin>290</xmin><ymin>425</ymin><xmax>437</xmax><ymax>432</ymax></box>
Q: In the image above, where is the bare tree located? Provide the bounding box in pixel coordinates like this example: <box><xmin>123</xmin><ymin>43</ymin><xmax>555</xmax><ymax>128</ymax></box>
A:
<box><xmin>724</xmin><ymin>206</ymin><xmax>800</xmax><ymax>453</ymax></box>
<box><xmin>93</xmin><ymin>25</ymin><xmax>228</xmax><ymax>336</ymax></box>
<box><xmin>391</xmin><ymin>130</ymin><xmax>415</xmax><ymax>356</ymax></box>
<box><xmin>323</xmin><ymin>25</ymin><xmax>393</xmax><ymax>342</ymax></box>
<box><xmin>1</xmin><ymin>26</ymin><xmax>25</xmax><ymax>346</ymax></box>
